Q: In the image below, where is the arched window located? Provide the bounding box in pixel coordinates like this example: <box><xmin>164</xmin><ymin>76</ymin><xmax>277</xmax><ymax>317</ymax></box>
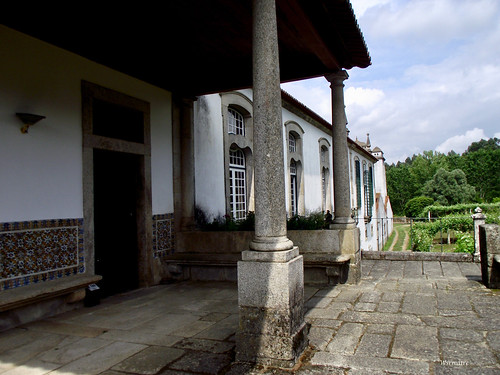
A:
<box><xmin>290</xmin><ymin>160</ymin><xmax>298</xmax><ymax>216</ymax></box>
<box><xmin>228</xmin><ymin>108</ymin><xmax>245</xmax><ymax>136</ymax></box>
<box><xmin>321</xmin><ymin>145</ymin><xmax>328</xmax><ymax>163</ymax></box>
<box><xmin>229</xmin><ymin>148</ymin><xmax>247</xmax><ymax>220</ymax></box>
<box><xmin>289</xmin><ymin>133</ymin><xmax>296</xmax><ymax>153</ymax></box>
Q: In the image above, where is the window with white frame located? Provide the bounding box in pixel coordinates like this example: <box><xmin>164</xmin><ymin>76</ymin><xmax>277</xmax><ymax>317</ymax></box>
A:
<box><xmin>228</xmin><ymin>108</ymin><xmax>245</xmax><ymax>136</ymax></box>
<box><xmin>229</xmin><ymin>148</ymin><xmax>247</xmax><ymax>220</ymax></box>
<box><xmin>289</xmin><ymin>133</ymin><xmax>296</xmax><ymax>153</ymax></box>
<box><xmin>322</xmin><ymin>167</ymin><xmax>327</xmax><ymax>209</ymax></box>
<box><xmin>290</xmin><ymin>160</ymin><xmax>298</xmax><ymax>216</ymax></box>
<box><xmin>355</xmin><ymin>159</ymin><xmax>362</xmax><ymax>210</ymax></box>
<box><xmin>363</xmin><ymin>162</ymin><xmax>373</xmax><ymax>218</ymax></box>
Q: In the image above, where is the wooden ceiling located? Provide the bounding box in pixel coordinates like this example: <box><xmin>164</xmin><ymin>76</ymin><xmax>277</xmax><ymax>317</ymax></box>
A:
<box><xmin>3</xmin><ymin>0</ymin><xmax>370</xmax><ymax>97</ymax></box>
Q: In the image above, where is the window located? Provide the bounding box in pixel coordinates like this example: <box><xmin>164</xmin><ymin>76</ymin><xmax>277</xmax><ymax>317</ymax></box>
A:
<box><xmin>322</xmin><ymin>167</ymin><xmax>327</xmax><ymax>209</ymax></box>
<box><xmin>363</xmin><ymin>163</ymin><xmax>373</xmax><ymax>218</ymax></box>
<box><xmin>355</xmin><ymin>159</ymin><xmax>361</xmax><ymax>209</ymax></box>
<box><xmin>228</xmin><ymin>108</ymin><xmax>244</xmax><ymax>136</ymax></box>
<box><xmin>229</xmin><ymin>148</ymin><xmax>247</xmax><ymax>220</ymax></box>
<box><xmin>289</xmin><ymin>133</ymin><xmax>296</xmax><ymax>153</ymax></box>
<box><xmin>290</xmin><ymin>160</ymin><xmax>298</xmax><ymax>216</ymax></box>
<box><xmin>321</xmin><ymin>145</ymin><xmax>327</xmax><ymax>163</ymax></box>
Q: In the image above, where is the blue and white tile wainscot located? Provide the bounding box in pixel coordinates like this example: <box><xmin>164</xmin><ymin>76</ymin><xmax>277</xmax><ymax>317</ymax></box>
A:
<box><xmin>0</xmin><ymin>219</ymin><xmax>84</xmax><ymax>290</ymax></box>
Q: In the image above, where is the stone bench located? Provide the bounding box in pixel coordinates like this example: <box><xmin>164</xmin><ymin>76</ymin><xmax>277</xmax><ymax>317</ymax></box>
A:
<box><xmin>479</xmin><ymin>224</ymin><xmax>500</xmax><ymax>289</ymax></box>
<box><xmin>164</xmin><ymin>253</ymin><xmax>241</xmax><ymax>281</ymax></box>
<box><xmin>0</xmin><ymin>274</ymin><xmax>102</xmax><ymax>331</ymax></box>
<box><xmin>164</xmin><ymin>252</ymin><xmax>351</xmax><ymax>286</ymax></box>
<box><xmin>302</xmin><ymin>254</ymin><xmax>351</xmax><ymax>285</ymax></box>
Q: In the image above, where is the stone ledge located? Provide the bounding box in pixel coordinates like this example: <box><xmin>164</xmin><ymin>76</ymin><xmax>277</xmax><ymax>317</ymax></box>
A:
<box><xmin>362</xmin><ymin>251</ymin><xmax>474</xmax><ymax>262</ymax></box>
<box><xmin>0</xmin><ymin>274</ymin><xmax>102</xmax><ymax>312</ymax></box>
<box><xmin>164</xmin><ymin>253</ymin><xmax>241</xmax><ymax>266</ymax></box>
<box><xmin>303</xmin><ymin>254</ymin><xmax>350</xmax><ymax>265</ymax></box>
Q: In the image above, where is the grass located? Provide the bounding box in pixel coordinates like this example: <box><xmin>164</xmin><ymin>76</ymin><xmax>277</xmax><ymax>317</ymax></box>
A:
<box><xmin>383</xmin><ymin>223</ymin><xmax>410</xmax><ymax>251</ymax></box>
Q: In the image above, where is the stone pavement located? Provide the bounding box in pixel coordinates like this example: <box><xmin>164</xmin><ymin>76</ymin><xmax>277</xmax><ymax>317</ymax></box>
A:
<box><xmin>0</xmin><ymin>260</ymin><xmax>499</xmax><ymax>374</ymax></box>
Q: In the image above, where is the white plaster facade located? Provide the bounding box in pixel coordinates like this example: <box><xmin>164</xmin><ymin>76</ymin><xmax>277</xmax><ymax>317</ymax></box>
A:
<box><xmin>0</xmin><ymin>26</ymin><xmax>176</xmax><ymax>298</ymax></box>
<box><xmin>193</xmin><ymin>90</ymin><xmax>393</xmax><ymax>251</ymax></box>
<box><xmin>0</xmin><ymin>26</ymin><xmax>174</xmax><ymax>223</ymax></box>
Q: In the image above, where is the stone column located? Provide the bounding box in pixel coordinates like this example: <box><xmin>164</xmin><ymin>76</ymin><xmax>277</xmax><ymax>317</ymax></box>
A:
<box><xmin>472</xmin><ymin>207</ymin><xmax>486</xmax><ymax>260</ymax></box>
<box><xmin>172</xmin><ymin>97</ymin><xmax>196</xmax><ymax>232</ymax></box>
<box><xmin>325</xmin><ymin>70</ymin><xmax>356</xmax><ymax>229</ymax></box>
<box><xmin>236</xmin><ymin>0</ymin><xmax>308</xmax><ymax>367</ymax></box>
<box><xmin>325</xmin><ymin>71</ymin><xmax>361</xmax><ymax>283</ymax></box>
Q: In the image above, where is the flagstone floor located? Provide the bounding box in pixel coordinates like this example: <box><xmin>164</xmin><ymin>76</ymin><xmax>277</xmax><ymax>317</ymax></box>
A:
<box><xmin>0</xmin><ymin>260</ymin><xmax>499</xmax><ymax>374</ymax></box>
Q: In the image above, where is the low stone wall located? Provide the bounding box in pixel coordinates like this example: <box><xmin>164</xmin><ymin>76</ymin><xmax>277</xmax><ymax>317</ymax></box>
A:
<box><xmin>171</xmin><ymin>229</ymin><xmax>359</xmax><ymax>285</ymax></box>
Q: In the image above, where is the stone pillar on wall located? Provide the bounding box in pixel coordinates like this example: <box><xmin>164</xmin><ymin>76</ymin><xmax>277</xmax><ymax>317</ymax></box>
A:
<box><xmin>236</xmin><ymin>0</ymin><xmax>308</xmax><ymax>367</ymax></box>
<box><xmin>472</xmin><ymin>207</ymin><xmax>486</xmax><ymax>260</ymax></box>
<box><xmin>325</xmin><ymin>70</ymin><xmax>361</xmax><ymax>284</ymax></box>
<box><xmin>173</xmin><ymin>97</ymin><xmax>196</xmax><ymax>232</ymax></box>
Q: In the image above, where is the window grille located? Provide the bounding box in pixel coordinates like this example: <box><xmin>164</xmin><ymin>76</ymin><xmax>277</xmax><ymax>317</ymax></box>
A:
<box><xmin>289</xmin><ymin>133</ymin><xmax>296</xmax><ymax>153</ymax></box>
<box><xmin>290</xmin><ymin>160</ymin><xmax>297</xmax><ymax>216</ymax></box>
<box><xmin>228</xmin><ymin>108</ymin><xmax>244</xmax><ymax>136</ymax></box>
<box><xmin>229</xmin><ymin>148</ymin><xmax>246</xmax><ymax>220</ymax></box>
<box><xmin>355</xmin><ymin>160</ymin><xmax>361</xmax><ymax>209</ymax></box>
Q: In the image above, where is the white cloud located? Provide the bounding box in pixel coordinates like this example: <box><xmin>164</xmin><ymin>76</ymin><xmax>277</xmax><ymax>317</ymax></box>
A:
<box><xmin>282</xmin><ymin>1</ymin><xmax>500</xmax><ymax>164</ymax></box>
<box><xmin>435</xmin><ymin>128</ymin><xmax>487</xmax><ymax>154</ymax></box>
<box><xmin>281</xmin><ymin>78</ymin><xmax>331</xmax><ymax>121</ymax></box>
<box><xmin>350</xmin><ymin>0</ymin><xmax>391</xmax><ymax>18</ymax></box>
<box><xmin>494</xmin><ymin>132</ymin><xmax>500</xmax><ymax>139</ymax></box>
<box><xmin>345</xmin><ymin>87</ymin><xmax>385</xmax><ymax>108</ymax></box>
<box><xmin>360</xmin><ymin>0</ymin><xmax>499</xmax><ymax>44</ymax></box>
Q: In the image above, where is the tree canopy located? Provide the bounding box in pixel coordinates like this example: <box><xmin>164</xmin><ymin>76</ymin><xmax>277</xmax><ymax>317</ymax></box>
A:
<box><xmin>386</xmin><ymin>138</ymin><xmax>500</xmax><ymax>215</ymax></box>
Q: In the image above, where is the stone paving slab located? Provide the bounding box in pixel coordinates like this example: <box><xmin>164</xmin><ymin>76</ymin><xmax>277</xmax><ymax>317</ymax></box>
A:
<box><xmin>0</xmin><ymin>261</ymin><xmax>499</xmax><ymax>374</ymax></box>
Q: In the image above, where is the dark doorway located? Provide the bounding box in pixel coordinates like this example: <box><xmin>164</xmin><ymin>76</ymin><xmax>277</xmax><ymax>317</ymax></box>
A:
<box><xmin>93</xmin><ymin>149</ymin><xmax>141</xmax><ymax>297</ymax></box>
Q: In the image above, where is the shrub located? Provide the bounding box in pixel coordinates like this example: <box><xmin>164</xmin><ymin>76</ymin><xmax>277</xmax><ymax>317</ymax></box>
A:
<box><xmin>194</xmin><ymin>206</ymin><xmax>255</xmax><ymax>231</ymax></box>
<box><xmin>440</xmin><ymin>215</ymin><xmax>473</xmax><ymax>232</ymax></box>
<box><xmin>455</xmin><ymin>231</ymin><xmax>474</xmax><ymax>253</ymax></box>
<box><xmin>405</xmin><ymin>196</ymin><xmax>434</xmax><ymax>218</ymax></box>
<box><xmin>423</xmin><ymin>202</ymin><xmax>500</xmax><ymax>218</ymax></box>
<box><xmin>410</xmin><ymin>226</ymin><xmax>433</xmax><ymax>252</ymax></box>
<box><xmin>287</xmin><ymin>211</ymin><xmax>329</xmax><ymax>230</ymax></box>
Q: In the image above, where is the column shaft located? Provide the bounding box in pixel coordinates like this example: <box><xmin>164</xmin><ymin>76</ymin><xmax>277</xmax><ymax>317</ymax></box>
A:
<box><xmin>236</xmin><ymin>0</ymin><xmax>307</xmax><ymax>366</ymax></box>
<box><xmin>250</xmin><ymin>0</ymin><xmax>292</xmax><ymax>251</ymax></box>
<box><xmin>326</xmin><ymin>71</ymin><xmax>356</xmax><ymax>228</ymax></box>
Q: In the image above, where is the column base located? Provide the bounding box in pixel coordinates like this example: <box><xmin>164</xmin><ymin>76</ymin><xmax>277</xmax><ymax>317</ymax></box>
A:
<box><xmin>236</xmin><ymin>321</ymin><xmax>309</xmax><ymax>368</ymax></box>
<box><xmin>236</xmin><ymin>250</ymin><xmax>308</xmax><ymax>367</ymax></box>
<box><xmin>330</xmin><ymin>217</ymin><xmax>357</xmax><ymax>230</ymax></box>
<box><xmin>337</xmin><ymin>227</ymin><xmax>361</xmax><ymax>284</ymax></box>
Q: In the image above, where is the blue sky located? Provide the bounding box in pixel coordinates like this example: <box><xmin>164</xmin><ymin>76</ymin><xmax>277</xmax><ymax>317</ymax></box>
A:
<box><xmin>281</xmin><ymin>0</ymin><xmax>500</xmax><ymax>164</ymax></box>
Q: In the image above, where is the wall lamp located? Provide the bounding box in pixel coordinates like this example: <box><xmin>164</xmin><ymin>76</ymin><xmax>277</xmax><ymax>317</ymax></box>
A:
<box><xmin>16</xmin><ymin>113</ymin><xmax>46</xmax><ymax>134</ymax></box>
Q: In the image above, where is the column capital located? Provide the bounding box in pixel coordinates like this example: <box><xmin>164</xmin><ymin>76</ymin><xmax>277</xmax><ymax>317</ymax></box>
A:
<box><xmin>325</xmin><ymin>70</ymin><xmax>349</xmax><ymax>86</ymax></box>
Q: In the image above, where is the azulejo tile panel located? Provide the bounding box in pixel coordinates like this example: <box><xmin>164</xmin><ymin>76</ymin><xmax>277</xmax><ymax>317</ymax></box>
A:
<box><xmin>0</xmin><ymin>219</ymin><xmax>84</xmax><ymax>290</ymax></box>
<box><xmin>152</xmin><ymin>213</ymin><xmax>174</xmax><ymax>258</ymax></box>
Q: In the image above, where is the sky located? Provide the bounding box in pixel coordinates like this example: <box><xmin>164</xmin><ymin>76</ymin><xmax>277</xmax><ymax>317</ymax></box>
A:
<box><xmin>281</xmin><ymin>0</ymin><xmax>500</xmax><ymax>164</ymax></box>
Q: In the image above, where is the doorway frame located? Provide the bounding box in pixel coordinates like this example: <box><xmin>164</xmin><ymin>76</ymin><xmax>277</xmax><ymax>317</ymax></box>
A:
<box><xmin>82</xmin><ymin>81</ymin><xmax>154</xmax><ymax>288</ymax></box>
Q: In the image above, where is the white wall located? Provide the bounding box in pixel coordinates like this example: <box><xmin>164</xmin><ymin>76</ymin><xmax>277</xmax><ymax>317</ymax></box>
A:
<box><xmin>0</xmin><ymin>26</ymin><xmax>173</xmax><ymax>222</ymax></box>
<box><xmin>194</xmin><ymin>94</ymin><xmax>226</xmax><ymax>217</ymax></box>
<box><xmin>282</xmin><ymin>109</ymin><xmax>333</xmax><ymax>214</ymax></box>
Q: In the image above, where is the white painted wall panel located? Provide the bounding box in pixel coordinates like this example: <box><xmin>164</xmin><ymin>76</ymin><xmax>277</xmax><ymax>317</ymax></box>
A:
<box><xmin>0</xmin><ymin>26</ymin><xmax>173</xmax><ymax>222</ymax></box>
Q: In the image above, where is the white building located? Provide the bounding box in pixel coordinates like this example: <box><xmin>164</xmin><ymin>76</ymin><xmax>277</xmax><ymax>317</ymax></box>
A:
<box><xmin>194</xmin><ymin>90</ymin><xmax>393</xmax><ymax>251</ymax></box>
<box><xmin>0</xmin><ymin>2</ymin><xmax>373</xmax><ymax>364</ymax></box>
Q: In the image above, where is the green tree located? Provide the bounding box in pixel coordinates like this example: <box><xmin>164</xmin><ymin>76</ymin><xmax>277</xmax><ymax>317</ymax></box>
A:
<box><xmin>386</xmin><ymin>164</ymin><xmax>418</xmax><ymax>215</ymax></box>
<box><xmin>404</xmin><ymin>196</ymin><xmax>434</xmax><ymax>217</ymax></box>
<box><xmin>422</xmin><ymin>168</ymin><xmax>476</xmax><ymax>205</ymax></box>
<box><xmin>461</xmin><ymin>148</ymin><xmax>500</xmax><ymax>202</ymax></box>
<box><xmin>464</xmin><ymin>137</ymin><xmax>499</xmax><ymax>154</ymax></box>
